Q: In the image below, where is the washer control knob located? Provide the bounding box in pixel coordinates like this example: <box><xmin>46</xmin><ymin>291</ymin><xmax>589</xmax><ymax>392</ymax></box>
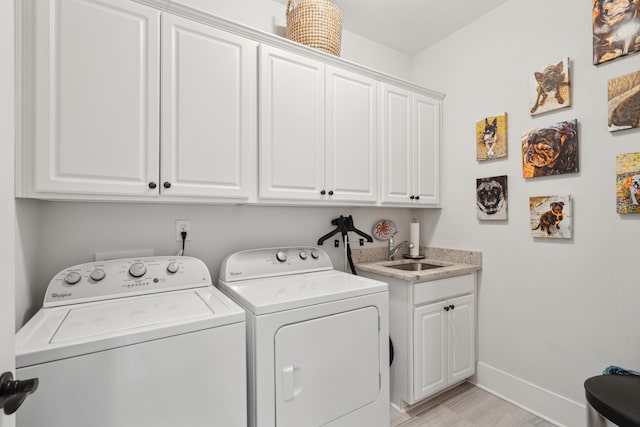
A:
<box><xmin>275</xmin><ymin>251</ymin><xmax>288</xmax><ymax>263</ymax></box>
<box><xmin>167</xmin><ymin>262</ymin><xmax>179</xmax><ymax>274</ymax></box>
<box><xmin>89</xmin><ymin>268</ymin><xmax>106</xmax><ymax>282</ymax></box>
<box><xmin>129</xmin><ymin>262</ymin><xmax>147</xmax><ymax>278</ymax></box>
<box><xmin>64</xmin><ymin>271</ymin><xmax>81</xmax><ymax>285</ymax></box>
<box><xmin>299</xmin><ymin>251</ymin><xmax>308</xmax><ymax>260</ymax></box>
<box><xmin>311</xmin><ymin>251</ymin><xmax>320</xmax><ymax>260</ymax></box>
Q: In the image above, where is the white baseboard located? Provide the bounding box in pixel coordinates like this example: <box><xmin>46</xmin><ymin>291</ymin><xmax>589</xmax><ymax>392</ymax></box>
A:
<box><xmin>472</xmin><ymin>362</ymin><xmax>586</xmax><ymax>427</ymax></box>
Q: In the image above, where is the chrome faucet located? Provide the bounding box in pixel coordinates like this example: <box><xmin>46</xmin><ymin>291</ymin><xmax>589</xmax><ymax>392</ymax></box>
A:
<box><xmin>388</xmin><ymin>232</ymin><xmax>414</xmax><ymax>261</ymax></box>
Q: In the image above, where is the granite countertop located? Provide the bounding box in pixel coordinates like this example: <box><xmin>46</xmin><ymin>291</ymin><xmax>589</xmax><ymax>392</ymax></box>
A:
<box><xmin>352</xmin><ymin>246</ymin><xmax>482</xmax><ymax>282</ymax></box>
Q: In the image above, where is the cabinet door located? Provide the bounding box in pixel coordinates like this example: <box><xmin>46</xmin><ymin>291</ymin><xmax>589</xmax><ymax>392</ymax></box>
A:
<box><xmin>447</xmin><ymin>294</ymin><xmax>475</xmax><ymax>384</ymax></box>
<box><xmin>380</xmin><ymin>84</ymin><xmax>413</xmax><ymax>205</ymax></box>
<box><xmin>413</xmin><ymin>300</ymin><xmax>447</xmax><ymax>401</ymax></box>
<box><xmin>33</xmin><ymin>0</ymin><xmax>160</xmax><ymax>196</ymax></box>
<box><xmin>325</xmin><ymin>66</ymin><xmax>377</xmax><ymax>203</ymax></box>
<box><xmin>161</xmin><ymin>14</ymin><xmax>257</xmax><ymax>199</ymax></box>
<box><xmin>414</xmin><ymin>93</ymin><xmax>441</xmax><ymax>206</ymax></box>
<box><xmin>259</xmin><ymin>45</ymin><xmax>325</xmax><ymax>200</ymax></box>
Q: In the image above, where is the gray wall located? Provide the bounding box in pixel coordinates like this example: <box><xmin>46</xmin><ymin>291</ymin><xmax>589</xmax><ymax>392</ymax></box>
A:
<box><xmin>2</xmin><ymin>0</ymin><xmax>16</xmax><ymax>409</ymax></box>
<box><xmin>15</xmin><ymin>201</ymin><xmax>416</xmax><ymax>327</ymax></box>
<box><xmin>412</xmin><ymin>0</ymin><xmax>640</xmax><ymax>424</ymax></box>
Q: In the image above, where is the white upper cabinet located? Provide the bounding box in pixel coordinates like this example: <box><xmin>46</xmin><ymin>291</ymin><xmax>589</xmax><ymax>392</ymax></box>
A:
<box><xmin>20</xmin><ymin>0</ymin><xmax>257</xmax><ymax>201</ymax></box>
<box><xmin>161</xmin><ymin>14</ymin><xmax>257</xmax><ymax>199</ymax></box>
<box><xmin>30</xmin><ymin>0</ymin><xmax>160</xmax><ymax>196</ymax></box>
<box><xmin>381</xmin><ymin>83</ymin><xmax>442</xmax><ymax>207</ymax></box>
<box><xmin>259</xmin><ymin>45</ymin><xmax>377</xmax><ymax>204</ymax></box>
<box><xmin>259</xmin><ymin>45</ymin><xmax>325</xmax><ymax>201</ymax></box>
<box><xmin>325</xmin><ymin>66</ymin><xmax>378</xmax><ymax>203</ymax></box>
<box><xmin>381</xmin><ymin>85</ymin><xmax>412</xmax><ymax>204</ymax></box>
<box><xmin>414</xmin><ymin>94</ymin><xmax>441</xmax><ymax>206</ymax></box>
<box><xmin>18</xmin><ymin>1</ymin><xmax>441</xmax><ymax>206</ymax></box>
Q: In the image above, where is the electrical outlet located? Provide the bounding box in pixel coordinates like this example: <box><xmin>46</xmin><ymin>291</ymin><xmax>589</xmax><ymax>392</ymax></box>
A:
<box><xmin>175</xmin><ymin>220</ymin><xmax>192</xmax><ymax>241</ymax></box>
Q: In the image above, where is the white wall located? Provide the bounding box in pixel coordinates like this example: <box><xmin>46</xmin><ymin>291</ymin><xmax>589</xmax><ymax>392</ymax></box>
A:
<box><xmin>1</xmin><ymin>0</ymin><xmax>16</xmax><ymax>424</ymax></box>
<box><xmin>412</xmin><ymin>0</ymin><xmax>640</xmax><ymax>425</ymax></box>
<box><xmin>172</xmin><ymin>0</ymin><xmax>412</xmax><ymax>79</ymax></box>
<box><xmin>15</xmin><ymin>201</ymin><xmax>415</xmax><ymax>328</ymax></box>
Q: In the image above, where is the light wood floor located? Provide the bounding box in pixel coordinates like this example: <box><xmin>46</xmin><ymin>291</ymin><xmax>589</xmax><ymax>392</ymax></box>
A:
<box><xmin>390</xmin><ymin>382</ymin><xmax>557</xmax><ymax>427</ymax></box>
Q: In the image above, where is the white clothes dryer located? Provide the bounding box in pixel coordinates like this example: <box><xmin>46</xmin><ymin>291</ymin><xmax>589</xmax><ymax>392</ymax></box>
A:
<box><xmin>218</xmin><ymin>247</ymin><xmax>389</xmax><ymax>427</ymax></box>
<box><xmin>16</xmin><ymin>256</ymin><xmax>247</xmax><ymax>427</ymax></box>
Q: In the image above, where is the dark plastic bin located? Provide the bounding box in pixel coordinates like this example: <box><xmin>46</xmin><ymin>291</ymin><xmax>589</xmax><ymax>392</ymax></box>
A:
<box><xmin>584</xmin><ymin>375</ymin><xmax>640</xmax><ymax>427</ymax></box>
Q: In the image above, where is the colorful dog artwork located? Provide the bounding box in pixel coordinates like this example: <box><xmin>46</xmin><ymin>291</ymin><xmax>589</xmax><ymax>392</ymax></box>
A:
<box><xmin>616</xmin><ymin>152</ymin><xmax>640</xmax><ymax>213</ymax></box>
<box><xmin>608</xmin><ymin>71</ymin><xmax>640</xmax><ymax>131</ymax></box>
<box><xmin>476</xmin><ymin>113</ymin><xmax>508</xmax><ymax>161</ymax></box>
<box><xmin>530</xmin><ymin>195</ymin><xmax>572</xmax><ymax>239</ymax></box>
<box><xmin>529</xmin><ymin>58</ymin><xmax>571</xmax><ymax>116</ymax></box>
<box><xmin>521</xmin><ymin>119</ymin><xmax>579</xmax><ymax>178</ymax></box>
<box><xmin>593</xmin><ymin>0</ymin><xmax>640</xmax><ymax>65</ymax></box>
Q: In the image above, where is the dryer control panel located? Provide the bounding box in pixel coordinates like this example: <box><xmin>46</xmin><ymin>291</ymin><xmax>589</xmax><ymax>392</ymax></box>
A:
<box><xmin>219</xmin><ymin>247</ymin><xmax>333</xmax><ymax>282</ymax></box>
<box><xmin>44</xmin><ymin>256</ymin><xmax>211</xmax><ymax>307</ymax></box>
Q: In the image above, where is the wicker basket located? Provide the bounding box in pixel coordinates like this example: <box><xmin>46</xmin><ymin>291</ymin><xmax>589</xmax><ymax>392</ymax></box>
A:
<box><xmin>286</xmin><ymin>0</ymin><xmax>342</xmax><ymax>56</ymax></box>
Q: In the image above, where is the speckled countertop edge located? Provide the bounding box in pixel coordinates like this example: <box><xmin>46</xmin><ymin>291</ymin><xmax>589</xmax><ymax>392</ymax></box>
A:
<box><xmin>353</xmin><ymin>246</ymin><xmax>482</xmax><ymax>282</ymax></box>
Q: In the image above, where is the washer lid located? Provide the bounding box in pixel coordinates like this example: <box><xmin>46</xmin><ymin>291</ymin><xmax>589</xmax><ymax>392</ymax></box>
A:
<box><xmin>51</xmin><ymin>291</ymin><xmax>211</xmax><ymax>343</ymax></box>
<box><xmin>16</xmin><ymin>287</ymin><xmax>245</xmax><ymax>367</ymax></box>
<box><xmin>218</xmin><ymin>270</ymin><xmax>387</xmax><ymax>315</ymax></box>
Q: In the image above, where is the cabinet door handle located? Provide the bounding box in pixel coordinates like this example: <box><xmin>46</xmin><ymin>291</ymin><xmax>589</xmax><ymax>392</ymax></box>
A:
<box><xmin>415</xmin><ymin>195</ymin><xmax>420</xmax><ymax>200</ymax></box>
<box><xmin>328</xmin><ymin>190</ymin><xmax>334</xmax><ymax>196</ymax></box>
<box><xmin>444</xmin><ymin>306</ymin><xmax>450</xmax><ymax>311</ymax></box>
<box><xmin>148</xmin><ymin>182</ymin><xmax>157</xmax><ymax>189</ymax></box>
<box><xmin>320</xmin><ymin>190</ymin><xmax>326</xmax><ymax>195</ymax></box>
<box><xmin>163</xmin><ymin>182</ymin><xmax>172</xmax><ymax>189</ymax></box>
<box><xmin>410</xmin><ymin>195</ymin><xmax>415</xmax><ymax>200</ymax></box>
<box><xmin>449</xmin><ymin>304</ymin><xmax>455</xmax><ymax>310</ymax></box>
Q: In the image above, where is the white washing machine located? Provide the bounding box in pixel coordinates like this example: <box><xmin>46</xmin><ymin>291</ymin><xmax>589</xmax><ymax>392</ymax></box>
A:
<box><xmin>218</xmin><ymin>247</ymin><xmax>389</xmax><ymax>427</ymax></box>
<box><xmin>16</xmin><ymin>256</ymin><xmax>247</xmax><ymax>427</ymax></box>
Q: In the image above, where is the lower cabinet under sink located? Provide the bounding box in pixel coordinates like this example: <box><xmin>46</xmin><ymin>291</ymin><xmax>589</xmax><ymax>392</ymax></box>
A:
<box><xmin>359</xmin><ymin>271</ymin><xmax>477</xmax><ymax>410</ymax></box>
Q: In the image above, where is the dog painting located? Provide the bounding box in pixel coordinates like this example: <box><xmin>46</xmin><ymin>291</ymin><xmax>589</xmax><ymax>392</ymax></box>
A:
<box><xmin>608</xmin><ymin>71</ymin><xmax>640</xmax><ymax>131</ymax></box>
<box><xmin>530</xmin><ymin>195</ymin><xmax>572</xmax><ymax>239</ymax></box>
<box><xmin>616</xmin><ymin>152</ymin><xmax>640</xmax><ymax>213</ymax></box>
<box><xmin>476</xmin><ymin>175</ymin><xmax>508</xmax><ymax>220</ymax></box>
<box><xmin>593</xmin><ymin>0</ymin><xmax>640</xmax><ymax>65</ymax></box>
<box><xmin>476</xmin><ymin>113</ymin><xmax>508</xmax><ymax>161</ymax></box>
<box><xmin>529</xmin><ymin>58</ymin><xmax>571</xmax><ymax>116</ymax></box>
<box><xmin>522</xmin><ymin>119</ymin><xmax>579</xmax><ymax>178</ymax></box>
<box><xmin>630</xmin><ymin>174</ymin><xmax>640</xmax><ymax>205</ymax></box>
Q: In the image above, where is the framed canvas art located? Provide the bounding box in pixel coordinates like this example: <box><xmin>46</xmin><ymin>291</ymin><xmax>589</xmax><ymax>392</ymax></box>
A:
<box><xmin>476</xmin><ymin>113</ymin><xmax>508</xmax><ymax>161</ymax></box>
<box><xmin>529</xmin><ymin>58</ymin><xmax>571</xmax><ymax>116</ymax></box>
<box><xmin>608</xmin><ymin>71</ymin><xmax>640</xmax><ymax>131</ymax></box>
<box><xmin>530</xmin><ymin>195</ymin><xmax>572</xmax><ymax>239</ymax></box>
<box><xmin>616</xmin><ymin>152</ymin><xmax>640</xmax><ymax>213</ymax></box>
<box><xmin>522</xmin><ymin>119</ymin><xmax>578</xmax><ymax>178</ymax></box>
<box><xmin>593</xmin><ymin>0</ymin><xmax>640</xmax><ymax>65</ymax></box>
<box><xmin>476</xmin><ymin>175</ymin><xmax>508</xmax><ymax>220</ymax></box>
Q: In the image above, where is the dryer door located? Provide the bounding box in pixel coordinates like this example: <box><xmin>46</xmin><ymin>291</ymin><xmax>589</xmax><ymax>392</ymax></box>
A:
<box><xmin>274</xmin><ymin>306</ymin><xmax>380</xmax><ymax>427</ymax></box>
